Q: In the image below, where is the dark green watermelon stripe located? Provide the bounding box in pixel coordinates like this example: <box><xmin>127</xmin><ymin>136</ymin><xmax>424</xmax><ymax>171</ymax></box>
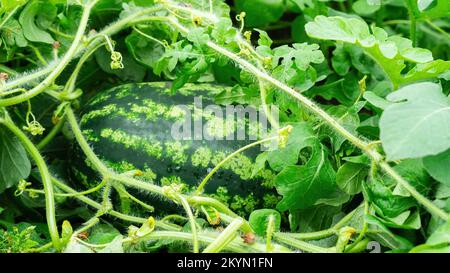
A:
<box><xmin>72</xmin><ymin>82</ymin><xmax>278</xmax><ymax>217</ymax></box>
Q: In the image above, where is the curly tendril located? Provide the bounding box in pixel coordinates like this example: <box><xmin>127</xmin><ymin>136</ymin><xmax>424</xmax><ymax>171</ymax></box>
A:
<box><xmin>15</xmin><ymin>179</ymin><xmax>32</xmax><ymax>196</ymax></box>
<box><xmin>23</xmin><ymin>101</ymin><xmax>45</xmax><ymax>136</ymax></box>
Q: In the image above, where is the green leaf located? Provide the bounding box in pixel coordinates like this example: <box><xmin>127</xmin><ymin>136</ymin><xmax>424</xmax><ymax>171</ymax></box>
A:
<box><xmin>365</xmin><ymin>215</ymin><xmax>414</xmax><ymax>250</ymax></box>
<box><xmin>379</xmin><ymin>82</ymin><xmax>450</xmax><ymax>160</ymax></box>
<box><xmin>426</xmin><ymin>219</ymin><xmax>450</xmax><ymax>245</ymax></box>
<box><xmin>98</xmin><ymin>235</ymin><xmax>124</xmax><ymax>253</ymax></box>
<box><xmin>305</xmin><ymin>16</ymin><xmax>450</xmax><ymax>87</ymax></box>
<box><xmin>365</xmin><ymin>179</ymin><xmax>417</xmax><ymax>218</ymax></box>
<box><xmin>363</xmin><ymin>91</ymin><xmax>392</xmax><ymax>110</ymax></box>
<box><xmin>417</xmin><ymin>0</ymin><xmax>435</xmax><ymax>11</ymax></box>
<box><xmin>389</xmin><ymin>159</ymin><xmax>433</xmax><ymax>196</ymax></box>
<box><xmin>331</xmin><ymin>43</ymin><xmax>352</xmax><ymax>76</ymax></box>
<box><xmin>436</xmin><ymin>184</ymin><xmax>450</xmax><ymax>199</ymax></box>
<box><xmin>63</xmin><ymin>240</ymin><xmax>94</xmax><ymax>253</ymax></box>
<box><xmin>342</xmin><ymin>154</ymin><xmax>371</xmax><ymax>165</ymax></box>
<box><xmin>248</xmin><ymin>209</ymin><xmax>281</xmax><ymax>236</ymax></box>
<box><xmin>320</xmin><ymin>102</ymin><xmax>364</xmax><ymax>151</ymax></box>
<box><xmin>186</xmin><ymin>27</ymin><xmax>209</xmax><ymax>46</ymax></box>
<box><xmin>352</xmin><ymin>0</ymin><xmax>381</xmax><ymax>16</ymax></box>
<box><xmin>374</xmin><ymin>210</ymin><xmax>422</xmax><ymax>230</ymax></box>
<box><xmin>1</xmin><ymin>18</ymin><xmax>28</xmax><ymax>47</ymax></box>
<box><xmin>18</xmin><ymin>1</ymin><xmax>54</xmax><ymax>44</ymax></box>
<box><xmin>275</xmin><ymin>142</ymin><xmax>348</xmax><ymax>211</ymax></box>
<box><xmin>211</xmin><ymin>18</ymin><xmax>237</xmax><ymax>45</ymax></box>
<box><xmin>234</xmin><ymin>0</ymin><xmax>285</xmax><ymax>27</ymax></box>
<box><xmin>267</xmin><ymin>122</ymin><xmax>316</xmax><ymax>171</ymax></box>
<box><xmin>35</xmin><ymin>3</ymin><xmax>57</xmax><ymax>29</ymax></box>
<box><xmin>412</xmin><ymin>0</ymin><xmax>450</xmax><ymax>19</ymax></box>
<box><xmin>0</xmin><ymin>0</ymin><xmax>26</xmax><ymax>11</ymax></box>
<box><xmin>289</xmin><ymin>205</ymin><xmax>342</xmax><ymax>233</ymax></box>
<box><xmin>0</xmin><ymin>129</ymin><xmax>31</xmax><ymax>194</ymax></box>
<box><xmin>154</xmin><ymin>41</ymin><xmax>194</xmax><ymax>74</ymax></box>
<box><xmin>251</xmin><ymin>152</ymin><xmax>268</xmax><ymax>178</ymax></box>
<box><xmin>336</xmin><ymin>162</ymin><xmax>368</xmax><ymax>194</ymax></box>
<box><xmin>306</xmin><ymin>75</ymin><xmax>360</xmax><ymax>106</ymax></box>
<box><xmin>214</xmin><ymin>85</ymin><xmax>259</xmax><ymax>105</ymax></box>
<box><xmin>87</xmin><ymin>224</ymin><xmax>121</xmax><ymax>245</ymax></box>
<box><xmin>125</xmin><ymin>31</ymin><xmax>165</xmax><ymax>69</ymax></box>
<box><xmin>423</xmin><ymin>149</ymin><xmax>450</xmax><ymax>186</ymax></box>
<box><xmin>411</xmin><ymin>219</ymin><xmax>450</xmax><ymax>252</ymax></box>
<box><xmin>95</xmin><ymin>43</ymin><xmax>146</xmax><ymax>82</ymax></box>
<box><xmin>272</xmin><ymin>43</ymin><xmax>324</xmax><ymax>71</ymax></box>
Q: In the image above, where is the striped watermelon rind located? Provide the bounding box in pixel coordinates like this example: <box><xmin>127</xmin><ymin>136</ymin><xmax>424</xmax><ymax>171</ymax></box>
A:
<box><xmin>70</xmin><ymin>82</ymin><xmax>280</xmax><ymax>217</ymax></box>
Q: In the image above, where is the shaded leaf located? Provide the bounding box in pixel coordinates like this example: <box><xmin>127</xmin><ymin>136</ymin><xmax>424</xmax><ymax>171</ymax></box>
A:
<box><xmin>336</xmin><ymin>162</ymin><xmax>367</xmax><ymax>194</ymax></box>
<box><xmin>423</xmin><ymin>148</ymin><xmax>450</xmax><ymax>186</ymax></box>
<box><xmin>365</xmin><ymin>215</ymin><xmax>414</xmax><ymax>250</ymax></box>
<box><xmin>0</xmin><ymin>129</ymin><xmax>31</xmax><ymax>194</ymax></box>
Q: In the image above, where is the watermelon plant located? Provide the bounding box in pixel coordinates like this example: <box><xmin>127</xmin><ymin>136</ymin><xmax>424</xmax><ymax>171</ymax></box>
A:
<box><xmin>0</xmin><ymin>0</ymin><xmax>449</xmax><ymax>253</ymax></box>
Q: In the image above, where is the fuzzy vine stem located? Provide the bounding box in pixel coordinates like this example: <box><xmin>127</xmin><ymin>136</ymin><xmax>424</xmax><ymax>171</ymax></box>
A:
<box><xmin>405</xmin><ymin>0</ymin><xmax>418</xmax><ymax>47</ymax></box>
<box><xmin>27</xmin><ymin>178</ymin><xmax>107</xmax><ymax>197</ymax></box>
<box><xmin>1</xmin><ymin>64</ymin><xmax>55</xmax><ymax>92</ymax></box>
<box><xmin>50</xmin><ymin>176</ymin><xmax>180</xmax><ymax>231</ymax></box>
<box><xmin>178</xmin><ymin>195</ymin><xmax>200</xmax><ymax>253</ymax></box>
<box><xmin>195</xmin><ymin>135</ymin><xmax>279</xmax><ymax>195</ymax></box>
<box><xmin>425</xmin><ymin>20</ymin><xmax>450</xmax><ymax>40</ymax></box>
<box><xmin>138</xmin><ymin>232</ymin><xmax>290</xmax><ymax>253</ymax></box>
<box><xmin>0</xmin><ymin>115</ymin><xmax>61</xmax><ymax>250</ymax></box>
<box><xmin>0</xmin><ymin>0</ymin><xmax>99</xmax><ymax>106</ymax></box>
<box><xmin>203</xmin><ymin>218</ymin><xmax>244</xmax><ymax>253</ymax></box>
<box><xmin>1</xmin><ymin>5</ymin><xmax>165</xmax><ymax>94</ymax></box>
<box><xmin>276</xmin><ymin>205</ymin><xmax>359</xmax><ymax>241</ymax></box>
<box><xmin>274</xmin><ymin>233</ymin><xmax>334</xmax><ymax>253</ymax></box>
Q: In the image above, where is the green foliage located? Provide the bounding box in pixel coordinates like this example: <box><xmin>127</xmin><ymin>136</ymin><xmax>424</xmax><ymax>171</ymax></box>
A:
<box><xmin>0</xmin><ymin>129</ymin><xmax>31</xmax><ymax>194</ymax></box>
<box><xmin>411</xmin><ymin>219</ymin><xmax>450</xmax><ymax>252</ymax></box>
<box><xmin>275</xmin><ymin>142</ymin><xmax>348</xmax><ymax>211</ymax></box>
<box><xmin>0</xmin><ymin>225</ymin><xmax>38</xmax><ymax>253</ymax></box>
<box><xmin>336</xmin><ymin>162</ymin><xmax>367</xmax><ymax>195</ymax></box>
<box><xmin>305</xmin><ymin>15</ymin><xmax>450</xmax><ymax>88</ymax></box>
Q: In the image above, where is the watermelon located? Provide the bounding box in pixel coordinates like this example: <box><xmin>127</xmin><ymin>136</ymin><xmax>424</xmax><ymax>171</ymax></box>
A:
<box><xmin>70</xmin><ymin>82</ymin><xmax>279</xmax><ymax>217</ymax></box>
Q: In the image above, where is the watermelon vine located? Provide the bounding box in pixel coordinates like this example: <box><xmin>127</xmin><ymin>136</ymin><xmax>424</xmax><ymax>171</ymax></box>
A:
<box><xmin>0</xmin><ymin>0</ymin><xmax>449</xmax><ymax>253</ymax></box>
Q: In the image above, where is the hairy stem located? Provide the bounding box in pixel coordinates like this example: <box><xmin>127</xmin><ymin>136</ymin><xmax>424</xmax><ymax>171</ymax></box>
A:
<box><xmin>203</xmin><ymin>218</ymin><xmax>244</xmax><ymax>253</ymax></box>
<box><xmin>179</xmin><ymin>195</ymin><xmax>199</xmax><ymax>253</ymax></box>
<box><xmin>0</xmin><ymin>1</ymin><xmax>98</xmax><ymax>106</ymax></box>
<box><xmin>0</xmin><ymin>117</ymin><xmax>61</xmax><ymax>250</ymax></box>
<box><xmin>195</xmin><ymin>135</ymin><xmax>279</xmax><ymax>195</ymax></box>
<box><xmin>274</xmin><ymin>233</ymin><xmax>334</xmax><ymax>253</ymax></box>
<box><xmin>405</xmin><ymin>0</ymin><xmax>418</xmax><ymax>47</ymax></box>
<box><xmin>51</xmin><ymin>176</ymin><xmax>179</xmax><ymax>231</ymax></box>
